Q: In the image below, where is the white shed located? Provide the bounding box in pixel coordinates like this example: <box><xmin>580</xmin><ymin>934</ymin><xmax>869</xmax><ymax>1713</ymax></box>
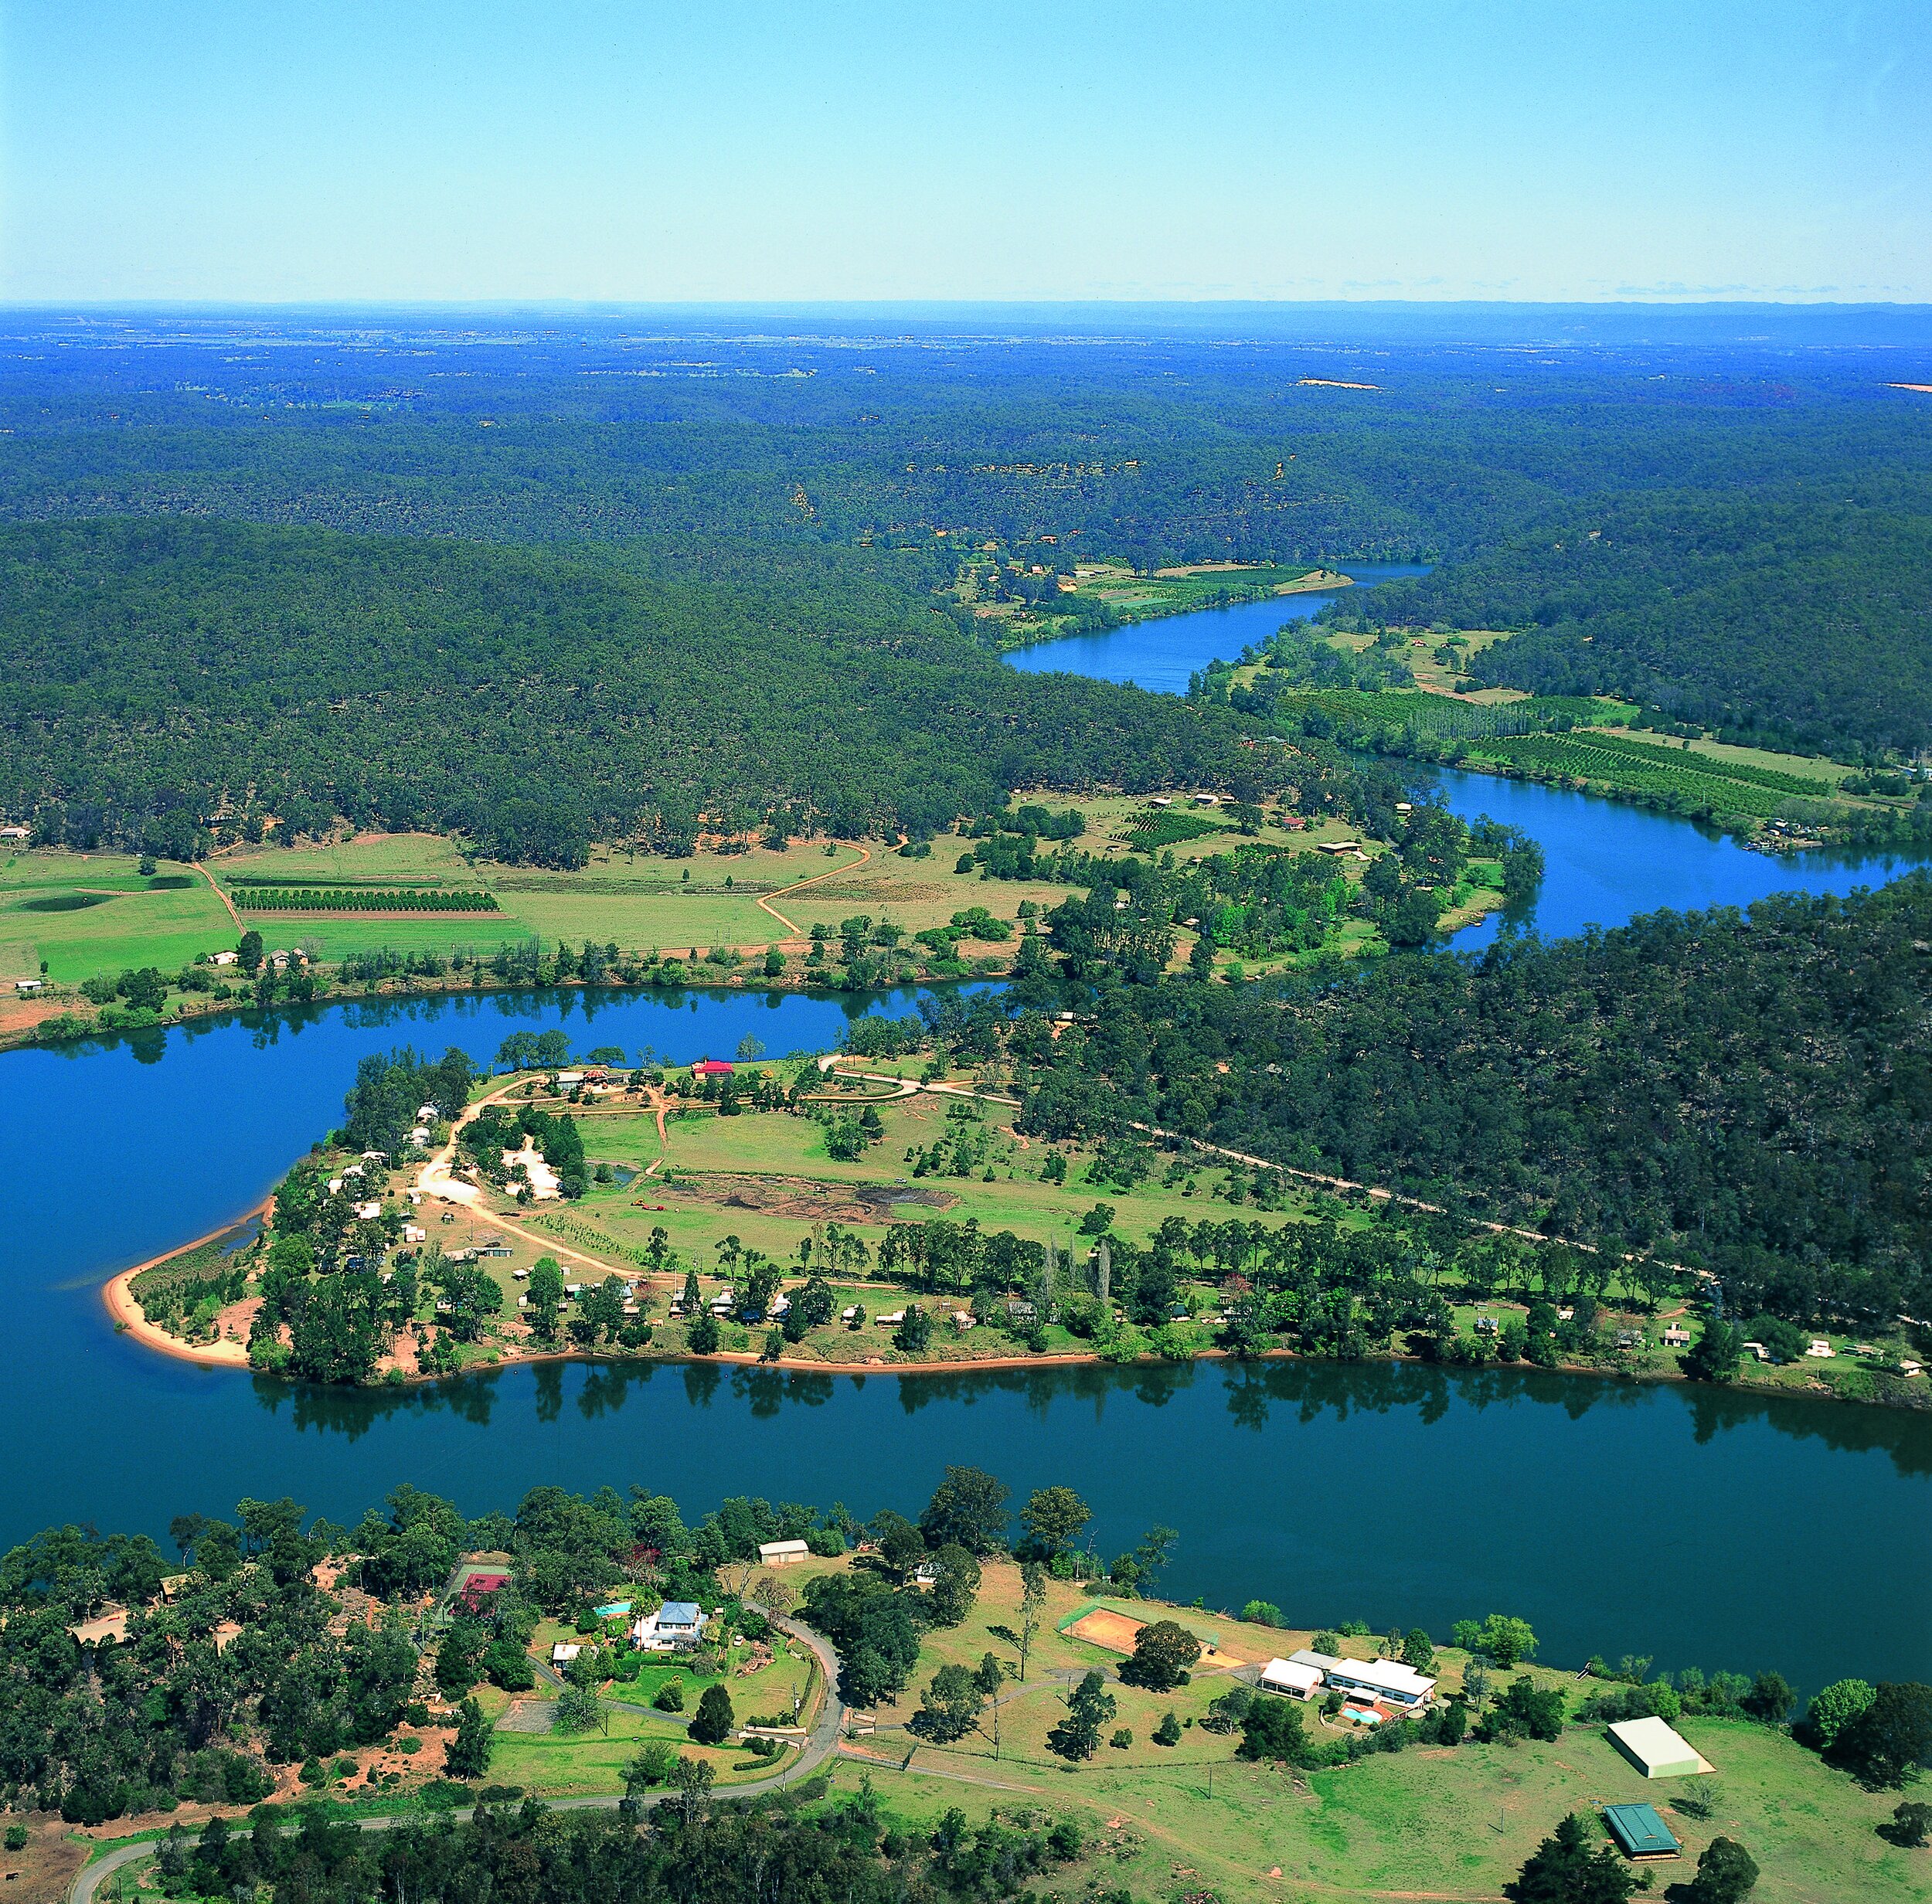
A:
<box><xmin>757</xmin><ymin>1539</ymin><xmax>810</xmax><ymax>1567</ymax></box>
<box><xmin>1258</xmin><ymin>1657</ymin><xmax>1323</xmax><ymax>1698</ymax></box>
<box><xmin>1607</xmin><ymin>1715</ymin><xmax>1711</xmax><ymax>1778</ymax></box>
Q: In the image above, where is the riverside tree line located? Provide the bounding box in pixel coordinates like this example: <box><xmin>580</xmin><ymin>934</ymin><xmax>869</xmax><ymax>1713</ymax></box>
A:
<box><xmin>4</xmin><ymin>1465</ymin><xmax>1925</xmax><ymax>1892</ymax></box>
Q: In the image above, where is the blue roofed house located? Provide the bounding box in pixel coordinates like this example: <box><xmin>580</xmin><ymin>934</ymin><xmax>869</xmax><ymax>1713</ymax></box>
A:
<box><xmin>632</xmin><ymin>1600</ymin><xmax>706</xmax><ymax>1651</ymax></box>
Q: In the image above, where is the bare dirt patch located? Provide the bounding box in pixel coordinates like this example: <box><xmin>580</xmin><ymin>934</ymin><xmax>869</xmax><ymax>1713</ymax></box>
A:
<box><xmin>669</xmin><ymin>1172</ymin><xmax>959</xmax><ymax>1222</ymax></box>
<box><xmin>1063</xmin><ymin>1604</ymin><xmax>1249</xmax><ymax>1668</ymax></box>
<box><xmin>4</xmin><ymin>1818</ymin><xmax>89</xmax><ymax>1904</ymax></box>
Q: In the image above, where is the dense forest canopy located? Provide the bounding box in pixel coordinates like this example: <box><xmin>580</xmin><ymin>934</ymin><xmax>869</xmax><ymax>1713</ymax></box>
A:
<box><xmin>1017</xmin><ymin>875</ymin><xmax>1932</xmax><ymax>1324</ymax></box>
<box><xmin>3</xmin><ymin>318</ymin><xmax>1924</xmax><ymax>573</ymax></box>
<box><xmin>0</xmin><ymin>311</ymin><xmax>1927</xmax><ymax>838</ymax></box>
<box><xmin>0</xmin><ymin>518</ymin><xmax>1318</xmax><ymax>862</ymax></box>
<box><xmin>1342</xmin><ymin>477</ymin><xmax>1932</xmax><ymax>752</ymax></box>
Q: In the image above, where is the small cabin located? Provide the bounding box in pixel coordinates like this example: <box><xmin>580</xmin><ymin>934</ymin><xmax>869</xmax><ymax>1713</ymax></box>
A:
<box><xmin>1602</xmin><ymin>1804</ymin><xmax>1682</xmax><ymax>1862</ymax></box>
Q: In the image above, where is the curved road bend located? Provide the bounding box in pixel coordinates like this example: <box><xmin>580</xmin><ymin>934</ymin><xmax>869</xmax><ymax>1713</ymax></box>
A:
<box><xmin>70</xmin><ymin>1613</ymin><xmax>845</xmax><ymax>1904</ymax></box>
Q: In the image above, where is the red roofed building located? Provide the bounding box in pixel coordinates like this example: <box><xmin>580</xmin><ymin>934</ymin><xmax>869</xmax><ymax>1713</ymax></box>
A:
<box><xmin>692</xmin><ymin>1059</ymin><xmax>735</xmax><ymax>1077</ymax></box>
<box><xmin>458</xmin><ymin>1571</ymin><xmax>509</xmax><ymax>1613</ymax></box>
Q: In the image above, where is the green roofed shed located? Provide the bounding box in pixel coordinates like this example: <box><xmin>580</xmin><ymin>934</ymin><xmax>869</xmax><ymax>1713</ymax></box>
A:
<box><xmin>1603</xmin><ymin>1804</ymin><xmax>1682</xmax><ymax>1861</ymax></box>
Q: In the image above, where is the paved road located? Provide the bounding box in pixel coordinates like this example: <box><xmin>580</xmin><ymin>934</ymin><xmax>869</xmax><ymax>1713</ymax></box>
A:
<box><xmin>70</xmin><ymin>1612</ymin><xmax>845</xmax><ymax>1904</ymax></box>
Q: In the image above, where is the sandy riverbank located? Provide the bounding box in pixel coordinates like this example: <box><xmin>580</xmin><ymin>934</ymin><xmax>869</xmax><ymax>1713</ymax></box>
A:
<box><xmin>100</xmin><ymin>1210</ymin><xmax>266</xmax><ymax>1371</ymax></box>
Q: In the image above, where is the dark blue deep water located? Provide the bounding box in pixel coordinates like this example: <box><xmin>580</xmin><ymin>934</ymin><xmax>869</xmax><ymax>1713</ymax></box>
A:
<box><xmin>2</xmin><ymin>968</ymin><xmax>1929</xmax><ymax>1692</ymax></box>
<box><xmin>1434</xmin><ymin>769</ymin><xmax>1932</xmax><ymax>948</ymax></box>
<box><xmin>0</xmin><ymin>590</ymin><xmax>1927</xmax><ymax>1693</ymax></box>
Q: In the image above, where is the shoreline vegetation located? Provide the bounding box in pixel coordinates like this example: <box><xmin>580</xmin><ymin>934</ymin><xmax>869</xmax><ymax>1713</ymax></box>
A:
<box><xmin>976</xmin><ymin>557</ymin><xmax>1355</xmax><ymax>655</ymax></box>
<box><xmin>13</xmin><ymin>1467</ymin><xmax>1927</xmax><ymax>1904</ymax></box>
<box><xmin>1</xmin><ymin>781</ymin><xmax>1529</xmax><ymax>1052</ymax></box>
<box><xmin>30</xmin><ymin>826</ymin><xmax>1931</xmax><ymax>1422</ymax></box>
<box><xmin>104</xmin><ymin>1236</ymin><xmax>1920</xmax><ymax>1413</ymax></box>
<box><xmin>106</xmin><ymin>1032</ymin><xmax>1930</xmax><ymax>1413</ymax></box>
<box><xmin>1188</xmin><ymin>618</ymin><xmax>1932</xmax><ymax>849</ymax></box>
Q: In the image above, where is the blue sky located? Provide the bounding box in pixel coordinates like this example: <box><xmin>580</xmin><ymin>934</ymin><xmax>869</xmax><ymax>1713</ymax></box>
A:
<box><xmin>3</xmin><ymin>0</ymin><xmax>1926</xmax><ymax>303</ymax></box>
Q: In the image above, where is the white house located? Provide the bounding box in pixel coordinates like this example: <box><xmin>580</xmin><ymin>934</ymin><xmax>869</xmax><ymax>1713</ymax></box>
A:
<box><xmin>14</xmin><ymin>978</ymin><xmax>44</xmax><ymax>995</ymax></box>
<box><xmin>551</xmin><ymin>1642</ymin><xmax>582</xmax><ymax>1665</ymax></box>
<box><xmin>1806</xmin><ymin>1339</ymin><xmax>1835</xmax><ymax>1358</ymax></box>
<box><xmin>1257</xmin><ymin>1657</ymin><xmax>1324</xmax><ymax>1699</ymax></box>
<box><xmin>632</xmin><ymin>1601</ymin><xmax>706</xmax><ymax>1651</ymax></box>
<box><xmin>757</xmin><ymin>1539</ymin><xmax>809</xmax><ymax>1567</ymax></box>
<box><xmin>209</xmin><ymin>950</ymin><xmax>238</xmax><ymax>967</ymax></box>
<box><xmin>354</xmin><ymin>1201</ymin><xmax>381</xmax><ymax>1222</ymax></box>
<box><xmin>1289</xmin><ymin>1649</ymin><xmax>1436</xmax><ymax>1709</ymax></box>
<box><xmin>0</xmin><ymin>824</ymin><xmax>29</xmax><ymax>840</ymax></box>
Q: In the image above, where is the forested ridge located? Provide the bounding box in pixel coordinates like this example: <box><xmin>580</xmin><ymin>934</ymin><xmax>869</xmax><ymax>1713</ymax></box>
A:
<box><xmin>1342</xmin><ymin>475</ymin><xmax>1932</xmax><ymax>752</ymax></box>
<box><xmin>0</xmin><ymin>518</ymin><xmax>1311</xmax><ymax>862</ymax></box>
<box><xmin>1</xmin><ymin>316</ymin><xmax>1927</xmax><ymax>831</ymax></box>
<box><xmin>1017</xmin><ymin>876</ymin><xmax>1932</xmax><ymax>1321</ymax></box>
<box><xmin>13</xmin><ymin>332</ymin><xmax>1917</xmax><ymax>566</ymax></box>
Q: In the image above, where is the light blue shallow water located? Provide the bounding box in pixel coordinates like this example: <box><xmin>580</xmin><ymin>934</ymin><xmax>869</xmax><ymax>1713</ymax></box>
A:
<box><xmin>1002</xmin><ymin>564</ymin><xmax>1432</xmax><ymax>696</ymax></box>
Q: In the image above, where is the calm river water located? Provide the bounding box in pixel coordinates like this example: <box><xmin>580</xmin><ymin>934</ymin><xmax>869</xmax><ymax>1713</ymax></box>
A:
<box><xmin>0</xmin><ymin>586</ymin><xmax>1927</xmax><ymax>1693</ymax></box>
<box><xmin>3</xmin><ymin>956</ymin><xmax>1929</xmax><ymax>1692</ymax></box>
<box><xmin>1002</xmin><ymin>563</ymin><xmax>1432</xmax><ymax>697</ymax></box>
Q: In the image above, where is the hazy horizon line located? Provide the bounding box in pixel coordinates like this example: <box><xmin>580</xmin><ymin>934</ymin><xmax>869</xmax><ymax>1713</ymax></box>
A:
<box><xmin>10</xmin><ymin>295</ymin><xmax>1932</xmax><ymax>313</ymax></box>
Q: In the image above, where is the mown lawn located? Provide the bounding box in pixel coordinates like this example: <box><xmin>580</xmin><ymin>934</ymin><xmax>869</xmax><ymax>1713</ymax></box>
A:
<box><xmin>0</xmin><ymin>850</ymin><xmax>236</xmax><ymax>984</ymax></box>
<box><xmin>801</xmin><ymin>1556</ymin><xmax>1930</xmax><ymax>1904</ymax></box>
<box><xmin>485</xmin><ymin>1703</ymin><xmax>790</xmax><ymax>1797</ymax></box>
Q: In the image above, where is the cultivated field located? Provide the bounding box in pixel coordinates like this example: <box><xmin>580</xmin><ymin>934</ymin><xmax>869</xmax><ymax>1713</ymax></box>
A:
<box><xmin>0</xmin><ymin>850</ymin><xmax>235</xmax><ymax>985</ymax></box>
<box><xmin>213</xmin><ymin>833</ymin><xmax>1077</xmax><ymax>957</ymax></box>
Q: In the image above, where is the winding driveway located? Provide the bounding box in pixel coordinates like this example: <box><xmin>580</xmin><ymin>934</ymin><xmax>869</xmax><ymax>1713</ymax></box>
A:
<box><xmin>70</xmin><ymin>1611</ymin><xmax>846</xmax><ymax>1904</ymax></box>
<box><xmin>754</xmin><ymin>844</ymin><xmax>872</xmax><ymax>937</ymax></box>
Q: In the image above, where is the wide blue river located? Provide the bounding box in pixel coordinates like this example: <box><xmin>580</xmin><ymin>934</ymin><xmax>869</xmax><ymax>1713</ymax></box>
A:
<box><xmin>0</xmin><ymin>583</ymin><xmax>1925</xmax><ymax>1695</ymax></box>
<box><xmin>1003</xmin><ymin>563</ymin><xmax>1432</xmax><ymax>697</ymax></box>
